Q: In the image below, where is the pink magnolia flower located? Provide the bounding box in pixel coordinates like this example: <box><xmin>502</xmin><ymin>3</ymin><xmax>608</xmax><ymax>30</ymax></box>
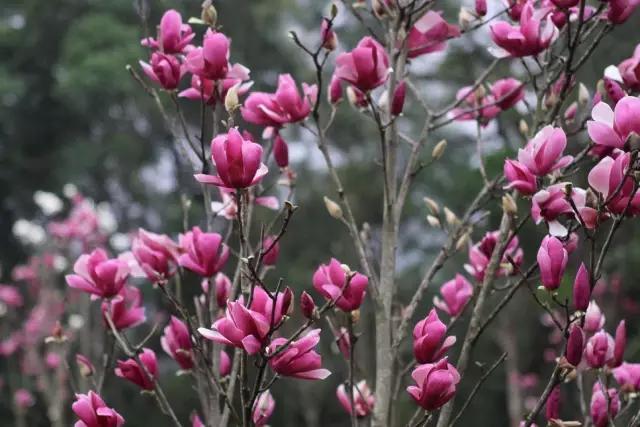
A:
<box><xmin>537</xmin><ymin>235</ymin><xmax>568</xmax><ymax>291</ymax></box>
<box><xmin>195</xmin><ymin>128</ymin><xmax>268</xmax><ymax>189</ymax></box>
<box><xmin>139</xmin><ymin>52</ymin><xmax>183</xmax><ymax>90</ymax></box>
<box><xmin>518</xmin><ymin>126</ymin><xmax>572</xmax><ymax>176</ymax></box>
<box><xmin>320</xmin><ymin>18</ymin><xmax>338</xmax><ymax>51</ymax></box>
<box><xmin>573</xmin><ymin>263</ymin><xmax>591</xmax><ymax>311</ymax></box>
<box><xmin>132</xmin><ymin>228</ymin><xmax>179</xmax><ymax>284</ymax></box>
<box><xmin>267</xmin><ymin>329</ymin><xmax>331</xmax><ymax>380</ymax></box>
<box><xmin>391</xmin><ymin>80</ymin><xmax>407</xmax><ymax>116</ymax></box>
<box><xmin>590</xmin><ymin>384</ymin><xmax>620</xmax><ymax>427</ymax></box>
<box><xmin>210</xmin><ymin>272</ymin><xmax>231</xmax><ymax>309</ymax></box>
<box><xmin>565</xmin><ymin>325</ymin><xmax>584</xmax><ymax>366</ymax></box>
<box><xmin>336</xmin><ymin>380</ymin><xmax>375</xmax><ymax>417</ymax></box>
<box><xmin>210</xmin><ymin>187</ymin><xmax>279</xmax><ymax>220</ymax></box>
<box><xmin>115</xmin><ymin>348</ymin><xmax>157</xmax><ymax>390</ymax></box>
<box><xmin>141</xmin><ymin>9</ymin><xmax>194</xmax><ymax>54</ymax></box>
<box><xmin>490</xmin><ymin>4</ymin><xmax>558</xmax><ymax>57</ymax></box>
<box><xmin>588</xmin><ymin>151</ymin><xmax>640</xmax><ymax>215</ymax></box>
<box><xmin>252</xmin><ymin>391</ymin><xmax>275</xmax><ymax>426</ymax></box>
<box><xmin>101</xmin><ymin>286</ymin><xmax>146</xmax><ymax>331</ymax></box>
<box><xmin>178</xmin><ymin>227</ymin><xmax>229</xmax><ymax>277</ymax></box>
<box><xmin>329</xmin><ymin>75</ymin><xmax>343</xmax><ymax>104</ymax></box>
<box><xmin>585</xmin><ymin>330</ymin><xmax>615</xmax><ymax>369</ymax></box>
<box><xmin>249</xmin><ymin>285</ymin><xmax>293</xmax><ymax>327</ymax></box>
<box><xmin>413</xmin><ymin>309</ymin><xmax>456</xmax><ymax>363</ymax></box>
<box><xmin>335</xmin><ymin>36</ymin><xmax>389</xmax><ymax>92</ymax></box>
<box><xmin>613</xmin><ymin>362</ymin><xmax>640</xmax><ymax>392</ymax></box>
<box><xmin>531</xmin><ymin>184</ymin><xmax>594</xmax><ymax>236</ymax></box>
<box><xmin>198</xmin><ymin>295</ymin><xmax>271</xmax><ymax>355</ymax></box>
<box><xmin>465</xmin><ymin>231</ymin><xmax>523</xmax><ymax>281</ymax></box>
<box><xmin>618</xmin><ymin>46</ymin><xmax>640</xmax><ymax>91</ymax></box>
<box><xmin>612</xmin><ymin>320</ymin><xmax>626</xmax><ymax>368</ymax></box>
<box><xmin>0</xmin><ymin>284</ymin><xmax>23</xmax><ymax>307</ymax></box>
<box><xmin>407</xmin><ymin>358</ymin><xmax>460</xmax><ymax>410</ymax></box>
<box><xmin>179</xmin><ymin>64</ymin><xmax>253</xmax><ymax>106</ymax></box>
<box><xmin>545</xmin><ymin>386</ymin><xmax>560</xmax><ymax>422</ymax></box>
<box><xmin>491</xmin><ymin>78</ymin><xmax>525</xmax><ymax>110</ymax></box>
<box><xmin>66</xmin><ymin>249</ymin><xmax>129</xmax><ymax>299</ymax></box>
<box><xmin>76</xmin><ymin>354</ymin><xmax>95</xmax><ymax>377</ymax></box>
<box><xmin>449</xmin><ymin>86</ymin><xmax>501</xmax><ymax>125</ymax></box>
<box><xmin>504</xmin><ymin>160</ymin><xmax>538</xmax><ymax>195</ymax></box>
<box><xmin>587</xmin><ymin>97</ymin><xmax>640</xmax><ymax>149</ymax></box>
<box><xmin>219</xmin><ymin>350</ymin><xmax>231</xmax><ymax>377</ymax></box>
<box><xmin>185</xmin><ymin>30</ymin><xmax>230</xmax><ymax>80</ymax></box>
<box><xmin>161</xmin><ymin>316</ymin><xmax>193</xmax><ymax>371</ymax></box>
<box><xmin>241</xmin><ymin>74</ymin><xmax>317</xmax><ymax>127</ymax></box>
<box><xmin>191</xmin><ymin>413</ymin><xmax>205</xmax><ymax>427</ymax></box>
<box><xmin>406</xmin><ymin>11</ymin><xmax>460</xmax><ymax>58</ymax></box>
<box><xmin>14</xmin><ymin>389</ymin><xmax>34</xmax><ymax>409</ymax></box>
<box><xmin>606</xmin><ymin>0</ymin><xmax>640</xmax><ymax>24</ymax></box>
<box><xmin>72</xmin><ymin>391</ymin><xmax>124</xmax><ymax>427</ymax></box>
<box><xmin>476</xmin><ymin>0</ymin><xmax>488</xmax><ymax>16</ymax></box>
<box><xmin>273</xmin><ymin>134</ymin><xmax>289</xmax><ymax>168</ymax></box>
<box><xmin>433</xmin><ymin>274</ymin><xmax>473</xmax><ymax>317</ymax></box>
<box><xmin>312</xmin><ymin>258</ymin><xmax>368</xmax><ymax>312</ymax></box>
<box><xmin>261</xmin><ymin>235</ymin><xmax>280</xmax><ymax>266</ymax></box>
<box><xmin>584</xmin><ymin>301</ymin><xmax>606</xmax><ymax>333</ymax></box>
<box><xmin>336</xmin><ymin>327</ymin><xmax>351</xmax><ymax>359</ymax></box>
<box><xmin>300</xmin><ymin>291</ymin><xmax>316</xmax><ymax>319</ymax></box>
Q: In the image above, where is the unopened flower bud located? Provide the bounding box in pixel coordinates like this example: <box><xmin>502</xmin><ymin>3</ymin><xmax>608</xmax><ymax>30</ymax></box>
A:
<box><xmin>76</xmin><ymin>354</ymin><xmax>95</xmax><ymax>378</ymax></box>
<box><xmin>444</xmin><ymin>207</ymin><xmax>459</xmax><ymax>226</ymax></box>
<box><xmin>432</xmin><ymin>139</ymin><xmax>447</xmax><ymax>160</ymax></box>
<box><xmin>502</xmin><ymin>194</ymin><xmax>518</xmax><ymax>215</ymax></box>
<box><xmin>273</xmin><ymin>134</ymin><xmax>289</xmax><ymax>168</ymax></box>
<box><xmin>565</xmin><ymin>325</ymin><xmax>584</xmax><ymax>366</ymax></box>
<box><xmin>300</xmin><ymin>291</ymin><xmax>316</xmax><ymax>319</ymax></box>
<box><xmin>324</xmin><ymin>196</ymin><xmax>343</xmax><ymax>219</ymax></box>
<box><xmin>224</xmin><ymin>83</ymin><xmax>240</xmax><ymax>113</ymax></box>
<box><xmin>329</xmin><ymin>75</ymin><xmax>343</xmax><ymax>104</ymax></box>
<box><xmin>475</xmin><ymin>0</ymin><xmax>487</xmax><ymax>17</ymax></box>
<box><xmin>427</xmin><ymin>215</ymin><xmax>441</xmax><ymax>227</ymax></box>
<box><xmin>201</xmin><ymin>0</ymin><xmax>217</xmax><ymax>26</ymax></box>
<box><xmin>578</xmin><ymin>83</ymin><xmax>590</xmax><ymax>109</ymax></box>
<box><xmin>458</xmin><ymin>7</ymin><xmax>475</xmax><ymax>30</ymax></box>
<box><xmin>423</xmin><ymin>197</ymin><xmax>439</xmax><ymax>215</ymax></box>
<box><xmin>519</xmin><ymin>119</ymin><xmax>529</xmax><ymax>137</ymax></box>
<box><xmin>320</xmin><ymin>18</ymin><xmax>338</xmax><ymax>51</ymax></box>
<box><xmin>456</xmin><ymin>232</ymin><xmax>470</xmax><ymax>251</ymax></box>
<box><xmin>573</xmin><ymin>263</ymin><xmax>591</xmax><ymax>312</ymax></box>
<box><xmin>391</xmin><ymin>80</ymin><xmax>406</xmax><ymax>116</ymax></box>
<box><xmin>351</xmin><ymin>309</ymin><xmax>360</xmax><ymax>323</ymax></box>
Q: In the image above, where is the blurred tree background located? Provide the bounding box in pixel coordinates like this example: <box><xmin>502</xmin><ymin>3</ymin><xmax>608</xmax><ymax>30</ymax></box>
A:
<box><xmin>1</xmin><ymin>0</ymin><xmax>640</xmax><ymax>426</ymax></box>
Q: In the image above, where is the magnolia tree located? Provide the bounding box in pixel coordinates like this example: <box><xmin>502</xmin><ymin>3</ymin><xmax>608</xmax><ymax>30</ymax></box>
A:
<box><xmin>4</xmin><ymin>0</ymin><xmax>640</xmax><ymax>426</ymax></box>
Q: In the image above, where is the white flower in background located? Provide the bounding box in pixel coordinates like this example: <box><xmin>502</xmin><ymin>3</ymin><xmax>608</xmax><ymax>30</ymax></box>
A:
<box><xmin>110</xmin><ymin>233</ymin><xmax>131</xmax><ymax>251</ymax></box>
<box><xmin>12</xmin><ymin>219</ymin><xmax>46</xmax><ymax>246</ymax></box>
<box><xmin>63</xmin><ymin>183</ymin><xmax>78</xmax><ymax>199</ymax></box>
<box><xmin>96</xmin><ymin>202</ymin><xmax>117</xmax><ymax>234</ymax></box>
<box><xmin>33</xmin><ymin>191</ymin><xmax>63</xmax><ymax>215</ymax></box>
<box><xmin>52</xmin><ymin>255</ymin><xmax>68</xmax><ymax>272</ymax></box>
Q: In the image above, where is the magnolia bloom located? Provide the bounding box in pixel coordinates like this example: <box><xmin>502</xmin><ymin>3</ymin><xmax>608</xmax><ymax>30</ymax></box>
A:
<box><xmin>185</xmin><ymin>30</ymin><xmax>230</xmax><ymax>80</ymax></box>
<box><xmin>433</xmin><ymin>274</ymin><xmax>473</xmax><ymax>317</ymax></box>
<box><xmin>241</xmin><ymin>74</ymin><xmax>317</xmax><ymax>127</ymax></box>
<box><xmin>336</xmin><ymin>380</ymin><xmax>375</xmax><ymax>418</ymax></box>
<box><xmin>312</xmin><ymin>258</ymin><xmax>368</xmax><ymax>312</ymax></box>
<box><xmin>590</xmin><ymin>384</ymin><xmax>620</xmax><ymax>427</ymax></box>
<box><xmin>199</xmin><ymin>287</ymin><xmax>291</xmax><ymax>354</ymax></box>
<box><xmin>14</xmin><ymin>389</ymin><xmax>34</xmax><ymax>410</ymax></box>
<box><xmin>195</xmin><ymin>128</ymin><xmax>268</xmax><ymax>189</ymax></box>
<box><xmin>504</xmin><ymin>160</ymin><xmax>538</xmax><ymax>195</ymax></box>
<box><xmin>213</xmin><ymin>272</ymin><xmax>231</xmax><ymax>308</ymax></box>
<box><xmin>141</xmin><ymin>9</ymin><xmax>194</xmax><ymax>54</ymax></box>
<box><xmin>518</xmin><ymin>126</ymin><xmax>572</xmax><ymax>176</ymax></box>
<box><xmin>252</xmin><ymin>391</ymin><xmax>275</xmax><ymax>426</ymax></box>
<box><xmin>407</xmin><ymin>358</ymin><xmax>460</xmax><ymax>410</ymax></box>
<box><xmin>66</xmin><ymin>249</ymin><xmax>129</xmax><ymax>299</ymax></box>
<box><xmin>320</xmin><ymin>18</ymin><xmax>338</xmax><ymax>50</ymax></box>
<box><xmin>573</xmin><ymin>263</ymin><xmax>591</xmax><ymax>311</ymax></box>
<box><xmin>490</xmin><ymin>4</ymin><xmax>558</xmax><ymax>57</ymax></box>
<box><xmin>449</xmin><ymin>86</ymin><xmax>501</xmax><ymax>125</ymax></box>
<box><xmin>335</xmin><ymin>36</ymin><xmax>389</xmax><ymax>92</ymax></box>
<box><xmin>565</xmin><ymin>325</ymin><xmax>584</xmax><ymax>366</ymax></box>
<box><xmin>531</xmin><ymin>184</ymin><xmax>594</xmax><ymax>236</ymax></box>
<box><xmin>273</xmin><ymin>134</ymin><xmax>289</xmax><ymax>168</ymax></box>
<box><xmin>545</xmin><ymin>386</ymin><xmax>560</xmax><ymax>421</ymax></box>
<box><xmin>328</xmin><ymin>75</ymin><xmax>343</xmax><ymax>104</ymax></box>
<box><xmin>268</xmin><ymin>329</ymin><xmax>331</xmax><ymax>380</ymax></box>
<box><xmin>606</xmin><ymin>0</ymin><xmax>640</xmax><ymax>24</ymax></box>
<box><xmin>613</xmin><ymin>362</ymin><xmax>640</xmax><ymax>393</ymax></box>
<box><xmin>465</xmin><ymin>231</ymin><xmax>523</xmax><ymax>281</ymax></box>
<box><xmin>178</xmin><ymin>227</ymin><xmax>229</xmax><ymax>277</ymax></box>
<box><xmin>587</xmin><ymin>97</ymin><xmax>640</xmax><ymax>149</ymax></box>
<box><xmin>72</xmin><ymin>391</ymin><xmax>124</xmax><ymax>427</ymax></box>
<box><xmin>584</xmin><ymin>301</ymin><xmax>606</xmax><ymax>333</ymax></box>
<box><xmin>391</xmin><ymin>81</ymin><xmax>407</xmax><ymax>116</ymax></box>
<box><xmin>613</xmin><ymin>320</ymin><xmax>626</xmax><ymax>368</ymax></box>
<box><xmin>140</xmin><ymin>52</ymin><xmax>183</xmax><ymax>90</ymax></box>
<box><xmin>179</xmin><ymin>64</ymin><xmax>253</xmax><ymax>106</ymax></box>
<box><xmin>219</xmin><ymin>350</ymin><xmax>232</xmax><ymax>377</ymax></box>
<box><xmin>413</xmin><ymin>309</ymin><xmax>456</xmax><ymax>363</ymax></box>
<box><xmin>115</xmin><ymin>348</ymin><xmax>157</xmax><ymax>390</ymax></box>
<box><xmin>131</xmin><ymin>228</ymin><xmax>179</xmax><ymax>284</ymax></box>
<box><xmin>585</xmin><ymin>331</ymin><xmax>615</xmax><ymax>369</ymax></box>
<box><xmin>300</xmin><ymin>291</ymin><xmax>316</xmax><ymax>319</ymax></box>
<box><xmin>261</xmin><ymin>235</ymin><xmax>280</xmax><ymax>266</ymax></box>
<box><xmin>161</xmin><ymin>316</ymin><xmax>193</xmax><ymax>371</ymax></box>
<box><xmin>406</xmin><ymin>11</ymin><xmax>460</xmax><ymax>58</ymax></box>
<box><xmin>618</xmin><ymin>46</ymin><xmax>640</xmax><ymax>91</ymax></box>
<box><xmin>101</xmin><ymin>286</ymin><xmax>146</xmax><ymax>330</ymax></box>
<box><xmin>588</xmin><ymin>151</ymin><xmax>640</xmax><ymax>215</ymax></box>
<box><xmin>0</xmin><ymin>285</ymin><xmax>23</xmax><ymax>307</ymax></box>
<box><xmin>536</xmin><ymin>236</ymin><xmax>568</xmax><ymax>291</ymax></box>
<box><xmin>490</xmin><ymin>78</ymin><xmax>525</xmax><ymax>110</ymax></box>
